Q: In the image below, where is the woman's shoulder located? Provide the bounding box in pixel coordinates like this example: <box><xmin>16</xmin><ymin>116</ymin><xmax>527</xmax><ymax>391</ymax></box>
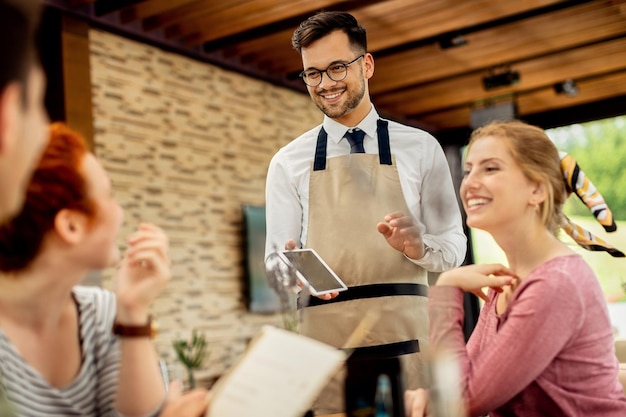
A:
<box><xmin>73</xmin><ymin>285</ymin><xmax>115</xmax><ymax>308</ymax></box>
<box><xmin>72</xmin><ymin>286</ymin><xmax>117</xmax><ymax>330</ymax></box>
<box><xmin>533</xmin><ymin>254</ymin><xmax>592</xmax><ymax>278</ymax></box>
<box><xmin>524</xmin><ymin>254</ymin><xmax>598</xmax><ymax>297</ymax></box>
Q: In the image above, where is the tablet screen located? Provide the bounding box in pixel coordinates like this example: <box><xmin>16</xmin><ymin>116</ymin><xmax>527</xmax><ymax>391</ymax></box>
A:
<box><xmin>280</xmin><ymin>249</ymin><xmax>347</xmax><ymax>295</ymax></box>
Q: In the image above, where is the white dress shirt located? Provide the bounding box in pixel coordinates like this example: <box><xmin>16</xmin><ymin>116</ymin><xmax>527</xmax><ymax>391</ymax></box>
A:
<box><xmin>265</xmin><ymin>106</ymin><xmax>466</xmax><ymax>272</ymax></box>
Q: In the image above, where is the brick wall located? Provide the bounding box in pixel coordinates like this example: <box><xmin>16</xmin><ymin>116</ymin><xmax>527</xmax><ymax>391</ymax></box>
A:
<box><xmin>89</xmin><ymin>29</ymin><xmax>320</xmax><ymax>382</ymax></box>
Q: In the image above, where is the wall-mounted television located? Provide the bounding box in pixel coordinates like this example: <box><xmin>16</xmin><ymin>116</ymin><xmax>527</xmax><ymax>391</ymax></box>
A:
<box><xmin>242</xmin><ymin>204</ymin><xmax>281</xmax><ymax>313</ymax></box>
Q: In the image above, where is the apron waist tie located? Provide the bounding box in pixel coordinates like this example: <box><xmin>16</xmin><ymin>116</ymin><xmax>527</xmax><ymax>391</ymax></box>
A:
<box><xmin>343</xmin><ymin>339</ymin><xmax>420</xmax><ymax>359</ymax></box>
<box><xmin>298</xmin><ymin>283</ymin><xmax>428</xmax><ymax>309</ymax></box>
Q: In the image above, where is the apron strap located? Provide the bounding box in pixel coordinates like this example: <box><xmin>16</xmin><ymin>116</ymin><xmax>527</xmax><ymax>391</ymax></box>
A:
<box><xmin>344</xmin><ymin>339</ymin><xmax>420</xmax><ymax>358</ymax></box>
<box><xmin>377</xmin><ymin>119</ymin><xmax>392</xmax><ymax>165</ymax></box>
<box><xmin>313</xmin><ymin>120</ymin><xmax>393</xmax><ymax>171</ymax></box>
<box><xmin>313</xmin><ymin>127</ymin><xmax>328</xmax><ymax>171</ymax></box>
<box><xmin>298</xmin><ymin>283</ymin><xmax>428</xmax><ymax>309</ymax></box>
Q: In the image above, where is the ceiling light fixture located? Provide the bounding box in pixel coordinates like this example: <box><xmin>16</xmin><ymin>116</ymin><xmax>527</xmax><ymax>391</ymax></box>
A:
<box><xmin>438</xmin><ymin>34</ymin><xmax>468</xmax><ymax>49</ymax></box>
<box><xmin>554</xmin><ymin>79</ymin><xmax>579</xmax><ymax>97</ymax></box>
<box><xmin>482</xmin><ymin>66</ymin><xmax>520</xmax><ymax>91</ymax></box>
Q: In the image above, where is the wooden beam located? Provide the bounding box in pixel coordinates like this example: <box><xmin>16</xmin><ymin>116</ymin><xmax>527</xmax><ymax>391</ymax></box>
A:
<box><xmin>61</xmin><ymin>15</ymin><xmax>94</xmax><ymax>150</ymax></box>
<box><xmin>371</xmin><ymin>0</ymin><xmax>626</xmax><ymax>94</ymax></box>
<box><xmin>374</xmin><ymin>38</ymin><xmax>626</xmax><ymax>117</ymax></box>
<box><xmin>94</xmin><ymin>0</ymin><xmax>147</xmax><ymax>17</ymax></box>
<box><xmin>120</xmin><ymin>0</ymin><xmax>199</xmax><ymax>23</ymax></box>
<box><xmin>414</xmin><ymin>71</ymin><xmax>626</xmax><ymax>131</ymax></box>
<box><xmin>166</xmin><ymin>0</ymin><xmax>352</xmax><ymax>42</ymax></box>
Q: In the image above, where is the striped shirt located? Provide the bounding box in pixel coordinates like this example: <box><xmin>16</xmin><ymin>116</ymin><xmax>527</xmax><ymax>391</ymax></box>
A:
<box><xmin>0</xmin><ymin>286</ymin><xmax>121</xmax><ymax>416</ymax></box>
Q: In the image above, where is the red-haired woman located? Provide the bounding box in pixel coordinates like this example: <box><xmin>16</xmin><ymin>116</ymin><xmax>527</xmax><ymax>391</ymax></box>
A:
<box><xmin>0</xmin><ymin>122</ymin><xmax>177</xmax><ymax>416</ymax></box>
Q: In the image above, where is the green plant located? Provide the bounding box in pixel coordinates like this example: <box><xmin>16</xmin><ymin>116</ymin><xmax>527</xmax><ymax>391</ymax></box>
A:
<box><xmin>172</xmin><ymin>329</ymin><xmax>209</xmax><ymax>389</ymax></box>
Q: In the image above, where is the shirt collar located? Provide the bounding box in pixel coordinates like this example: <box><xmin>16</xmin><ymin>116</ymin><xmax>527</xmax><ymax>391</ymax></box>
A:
<box><xmin>322</xmin><ymin>105</ymin><xmax>380</xmax><ymax>144</ymax></box>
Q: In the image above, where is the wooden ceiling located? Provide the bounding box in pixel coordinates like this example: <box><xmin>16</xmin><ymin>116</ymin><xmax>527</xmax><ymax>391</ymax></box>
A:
<box><xmin>47</xmin><ymin>0</ymin><xmax>626</xmax><ymax>141</ymax></box>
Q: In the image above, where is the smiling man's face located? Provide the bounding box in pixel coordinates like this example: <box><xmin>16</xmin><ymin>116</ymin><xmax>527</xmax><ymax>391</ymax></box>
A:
<box><xmin>301</xmin><ymin>30</ymin><xmax>374</xmax><ymax>127</ymax></box>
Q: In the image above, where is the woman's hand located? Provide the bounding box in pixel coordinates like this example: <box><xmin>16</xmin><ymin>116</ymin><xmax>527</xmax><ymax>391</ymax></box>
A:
<box><xmin>437</xmin><ymin>263</ymin><xmax>517</xmax><ymax>302</ymax></box>
<box><xmin>377</xmin><ymin>212</ymin><xmax>425</xmax><ymax>260</ymax></box>
<box><xmin>158</xmin><ymin>381</ymin><xmax>210</xmax><ymax>417</ymax></box>
<box><xmin>113</xmin><ymin>223</ymin><xmax>171</xmax><ymax>323</ymax></box>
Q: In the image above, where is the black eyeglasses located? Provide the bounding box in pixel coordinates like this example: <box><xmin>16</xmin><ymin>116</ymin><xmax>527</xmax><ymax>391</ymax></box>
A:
<box><xmin>298</xmin><ymin>55</ymin><xmax>364</xmax><ymax>87</ymax></box>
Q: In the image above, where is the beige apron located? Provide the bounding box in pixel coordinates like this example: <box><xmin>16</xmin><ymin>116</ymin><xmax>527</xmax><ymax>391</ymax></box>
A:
<box><xmin>301</xmin><ymin>120</ymin><xmax>429</xmax><ymax>415</ymax></box>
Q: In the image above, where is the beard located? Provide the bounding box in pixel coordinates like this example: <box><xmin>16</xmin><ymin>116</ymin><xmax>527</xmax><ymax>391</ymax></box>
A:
<box><xmin>313</xmin><ymin>76</ymin><xmax>366</xmax><ymax>120</ymax></box>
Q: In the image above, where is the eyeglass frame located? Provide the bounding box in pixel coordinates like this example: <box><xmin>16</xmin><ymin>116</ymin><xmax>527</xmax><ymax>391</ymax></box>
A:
<box><xmin>298</xmin><ymin>55</ymin><xmax>365</xmax><ymax>87</ymax></box>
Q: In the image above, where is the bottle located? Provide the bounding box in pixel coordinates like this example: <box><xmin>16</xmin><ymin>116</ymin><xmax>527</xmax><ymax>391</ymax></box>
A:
<box><xmin>375</xmin><ymin>373</ymin><xmax>393</xmax><ymax>417</ymax></box>
<box><xmin>428</xmin><ymin>349</ymin><xmax>467</xmax><ymax>417</ymax></box>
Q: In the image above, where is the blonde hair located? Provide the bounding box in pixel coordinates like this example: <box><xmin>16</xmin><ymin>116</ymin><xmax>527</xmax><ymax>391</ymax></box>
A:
<box><xmin>468</xmin><ymin>120</ymin><xmax>566</xmax><ymax>236</ymax></box>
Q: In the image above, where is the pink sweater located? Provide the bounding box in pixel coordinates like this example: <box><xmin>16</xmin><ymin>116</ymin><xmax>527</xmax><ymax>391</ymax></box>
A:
<box><xmin>429</xmin><ymin>255</ymin><xmax>626</xmax><ymax>417</ymax></box>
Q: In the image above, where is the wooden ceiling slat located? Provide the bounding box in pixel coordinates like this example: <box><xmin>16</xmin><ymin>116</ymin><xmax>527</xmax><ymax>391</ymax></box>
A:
<box><xmin>370</xmin><ymin>0</ymin><xmax>626</xmax><ymax>94</ymax></box>
<box><xmin>44</xmin><ymin>0</ymin><xmax>626</xmax><ymax>133</ymax></box>
<box><xmin>518</xmin><ymin>71</ymin><xmax>626</xmax><ymax>114</ymax></box>
<box><xmin>419</xmin><ymin>71</ymin><xmax>626</xmax><ymax>131</ymax></box>
<box><xmin>93</xmin><ymin>0</ymin><xmax>146</xmax><ymax>16</ymax></box>
<box><xmin>142</xmin><ymin>0</ymin><xmax>245</xmax><ymax>32</ymax></box>
<box><xmin>375</xmin><ymin>38</ymin><xmax>626</xmax><ymax>116</ymax></box>
<box><xmin>170</xmin><ymin>0</ymin><xmax>381</xmax><ymax>46</ymax></box>
<box><xmin>355</xmin><ymin>0</ymin><xmax>567</xmax><ymax>53</ymax></box>
<box><xmin>120</xmin><ymin>0</ymin><xmax>200</xmax><ymax>23</ymax></box>
<box><xmin>236</xmin><ymin>0</ymin><xmax>589</xmax><ymax>77</ymax></box>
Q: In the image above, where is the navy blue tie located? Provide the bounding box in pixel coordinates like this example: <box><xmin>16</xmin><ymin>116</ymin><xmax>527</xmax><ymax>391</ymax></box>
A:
<box><xmin>345</xmin><ymin>129</ymin><xmax>365</xmax><ymax>154</ymax></box>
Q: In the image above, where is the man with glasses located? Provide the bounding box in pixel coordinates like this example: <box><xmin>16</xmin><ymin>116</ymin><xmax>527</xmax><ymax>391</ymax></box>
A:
<box><xmin>265</xmin><ymin>11</ymin><xmax>466</xmax><ymax>415</ymax></box>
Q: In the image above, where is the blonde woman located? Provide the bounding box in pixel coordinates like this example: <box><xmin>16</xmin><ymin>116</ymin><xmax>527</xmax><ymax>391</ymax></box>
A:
<box><xmin>407</xmin><ymin>121</ymin><xmax>626</xmax><ymax>416</ymax></box>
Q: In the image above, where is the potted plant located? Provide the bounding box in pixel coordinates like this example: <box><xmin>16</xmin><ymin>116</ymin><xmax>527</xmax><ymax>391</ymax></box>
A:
<box><xmin>172</xmin><ymin>329</ymin><xmax>209</xmax><ymax>389</ymax></box>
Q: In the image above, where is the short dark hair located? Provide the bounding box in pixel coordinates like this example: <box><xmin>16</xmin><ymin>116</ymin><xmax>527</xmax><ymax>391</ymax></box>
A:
<box><xmin>292</xmin><ymin>11</ymin><xmax>367</xmax><ymax>54</ymax></box>
<box><xmin>0</xmin><ymin>0</ymin><xmax>42</xmax><ymax>101</ymax></box>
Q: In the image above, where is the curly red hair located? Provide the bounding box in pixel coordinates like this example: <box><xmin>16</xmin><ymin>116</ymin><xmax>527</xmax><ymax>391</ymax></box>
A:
<box><xmin>0</xmin><ymin>122</ymin><xmax>94</xmax><ymax>272</ymax></box>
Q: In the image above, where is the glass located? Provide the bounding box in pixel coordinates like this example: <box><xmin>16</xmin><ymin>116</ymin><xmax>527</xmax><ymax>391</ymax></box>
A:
<box><xmin>299</xmin><ymin>55</ymin><xmax>364</xmax><ymax>87</ymax></box>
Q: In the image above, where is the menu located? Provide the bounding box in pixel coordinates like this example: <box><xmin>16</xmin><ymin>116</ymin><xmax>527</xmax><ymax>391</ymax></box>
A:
<box><xmin>206</xmin><ymin>325</ymin><xmax>346</xmax><ymax>417</ymax></box>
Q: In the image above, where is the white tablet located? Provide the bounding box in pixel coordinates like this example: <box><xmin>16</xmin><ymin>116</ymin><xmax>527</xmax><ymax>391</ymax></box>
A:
<box><xmin>277</xmin><ymin>249</ymin><xmax>348</xmax><ymax>296</ymax></box>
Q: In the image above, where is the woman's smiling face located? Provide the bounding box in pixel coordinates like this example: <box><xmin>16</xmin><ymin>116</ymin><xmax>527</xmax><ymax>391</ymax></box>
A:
<box><xmin>460</xmin><ymin>135</ymin><xmax>538</xmax><ymax>233</ymax></box>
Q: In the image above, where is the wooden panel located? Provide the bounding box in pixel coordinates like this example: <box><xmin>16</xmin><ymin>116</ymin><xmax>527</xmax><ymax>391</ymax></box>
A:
<box><xmin>142</xmin><ymin>0</ymin><xmax>239</xmax><ymax>31</ymax></box>
<box><xmin>120</xmin><ymin>0</ymin><xmax>199</xmax><ymax>23</ymax></box>
<box><xmin>61</xmin><ymin>15</ymin><xmax>94</xmax><ymax>149</ymax></box>
<box><xmin>227</xmin><ymin>0</ymin><xmax>569</xmax><ymax>75</ymax></box>
<box><xmin>416</xmin><ymin>71</ymin><xmax>626</xmax><ymax>130</ymax></box>
<box><xmin>371</xmin><ymin>0</ymin><xmax>626</xmax><ymax>93</ymax></box>
<box><xmin>171</xmin><ymin>0</ymin><xmax>364</xmax><ymax>45</ymax></box>
<box><xmin>354</xmin><ymin>0</ymin><xmax>566</xmax><ymax>52</ymax></box>
<box><xmin>45</xmin><ymin>0</ymin><xmax>626</xmax><ymax>132</ymax></box>
<box><xmin>374</xmin><ymin>38</ymin><xmax>626</xmax><ymax>116</ymax></box>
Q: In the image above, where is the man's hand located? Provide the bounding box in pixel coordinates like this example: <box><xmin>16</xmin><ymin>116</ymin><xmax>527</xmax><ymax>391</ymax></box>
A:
<box><xmin>377</xmin><ymin>212</ymin><xmax>425</xmax><ymax>260</ymax></box>
<box><xmin>284</xmin><ymin>239</ymin><xmax>338</xmax><ymax>301</ymax></box>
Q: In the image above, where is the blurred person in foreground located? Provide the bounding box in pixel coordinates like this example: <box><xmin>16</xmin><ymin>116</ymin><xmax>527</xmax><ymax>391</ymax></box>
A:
<box><xmin>0</xmin><ymin>0</ymin><xmax>208</xmax><ymax>414</ymax></box>
<box><xmin>0</xmin><ymin>123</ymin><xmax>208</xmax><ymax>417</ymax></box>
<box><xmin>0</xmin><ymin>0</ymin><xmax>48</xmax><ymax>224</ymax></box>
<box><xmin>405</xmin><ymin>120</ymin><xmax>626</xmax><ymax>416</ymax></box>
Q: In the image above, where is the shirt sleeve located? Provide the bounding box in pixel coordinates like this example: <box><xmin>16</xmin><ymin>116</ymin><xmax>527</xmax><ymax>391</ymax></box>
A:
<box><xmin>265</xmin><ymin>150</ymin><xmax>304</xmax><ymax>261</ymax></box>
<box><xmin>429</xmin><ymin>275</ymin><xmax>584</xmax><ymax>416</ymax></box>
<box><xmin>406</xmin><ymin>142</ymin><xmax>466</xmax><ymax>272</ymax></box>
